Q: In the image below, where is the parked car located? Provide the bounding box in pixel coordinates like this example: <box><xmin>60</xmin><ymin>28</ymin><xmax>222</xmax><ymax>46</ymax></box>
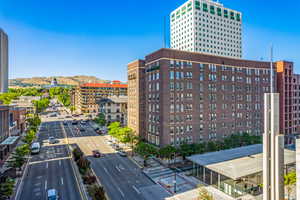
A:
<box><xmin>49</xmin><ymin>137</ymin><xmax>59</xmax><ymax>144</ymax></box>
<box><xmin>63</xmin><ymin>121</ymin><xmax>67</xmax><ymax>125</ymax></box>
<box><xmin>92</xmin><ymin>150</ymin><xmax>102</xmax><ymax>158</ymax></box>
<box><xmin>79</xmin><ymin>127</ymin><xmax>85</xmax><ymax>132</ymax></box>
<box><xmin>72</xmin><ymin>121</ymin><xmax>78</xmax><ymax>125</ymax></box>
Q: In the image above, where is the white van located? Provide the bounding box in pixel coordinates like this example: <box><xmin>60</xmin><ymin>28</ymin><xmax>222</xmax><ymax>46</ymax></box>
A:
<box><xmin>31</xmin><ymin>142</ymin><xmax>40</xmax><ymax>154</ymax></box>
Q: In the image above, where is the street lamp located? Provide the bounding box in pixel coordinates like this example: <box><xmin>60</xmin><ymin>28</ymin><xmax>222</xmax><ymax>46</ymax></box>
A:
<box><xmin>173</xmin><ymin>172</ymin><xmax>177</xmax><ymax>193</ymax></box>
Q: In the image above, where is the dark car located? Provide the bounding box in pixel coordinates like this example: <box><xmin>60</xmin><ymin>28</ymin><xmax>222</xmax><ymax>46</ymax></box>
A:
<box><xmin>72</xmin><ymin>121</ymin><xmax>78</xmax><ymax>125</ymax></box>
<box><xmin>79</xmin><ymin>127</ymin><xmax>85</xmax><ymax>132</ymax></box>
<box><xmin>92</xmin><ymin>150</ymin><xmax>101</xmax><ymax>158</ymax></box>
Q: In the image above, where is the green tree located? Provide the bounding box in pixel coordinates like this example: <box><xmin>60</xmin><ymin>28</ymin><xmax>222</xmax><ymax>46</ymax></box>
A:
<box><xmin>0</xmin><ymin>178</ymin><xmax>15</xmax><ymax>200</ymax></box>
<box><xmin>108</xmin><ymin>122</ymin><xmax>121</xmax><ymax>138</ymax></box>
<box><xmin>284</xmin><ymin>171</ymin><xmax>296</xmax><ymax>200</ymax></box>
<box><xmin>94</xmin><ymin>113</ymin><xmax>106</xmax><ymax>126</ymax></box>
<box><xmin>134</xmin><ymin>142</ymin><xmax>158</xmax><ymax>166</ymax></box>
<box><xmin>7</xmin><ymin>144</ymin><xmax>30</xmax><ymax>170</ymax></box>
<box><xmin>178</xmin><ymin>143</ymin><xmax>193</xmax><ymax>160</ymax></box>
<box><xmin>32</xmin><ymin>98</ymin><xmax>50</xmax><ymax>113</ymax></box>
<box><xmin>159</xmin><ymin>145</ymin><xmax>177</xmax><ymax>163</ymax></box>
<box><xmin>23</xmin><ymin>129</ymin><xmax>36</xmax><ymax>144</ymax></box>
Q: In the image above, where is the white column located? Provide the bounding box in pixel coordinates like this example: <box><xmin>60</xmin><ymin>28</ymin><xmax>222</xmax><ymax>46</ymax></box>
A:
<box><xmin>263</xmin><ymin>93</ymin><xmax>284</xmax><ymax>200</ymax></box>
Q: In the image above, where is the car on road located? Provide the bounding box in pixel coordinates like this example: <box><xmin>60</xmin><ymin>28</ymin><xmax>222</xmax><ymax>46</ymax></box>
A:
<box><xmin>63</xmin><ymin>121</ymin><xmax>67</xmax><ymax>125</ymax></box>
<box><xmin>47</xmin><ymin>188</ymin><xmax>59</xmax><ymax>200</ymax></box>
<box><xmin>117</xmin><ymin>151</ymin><xmax>127</xmax><ymax>157</ymax></box>
<box><xmin>31</xmin><ymin>142</ymin><xmax>41</xmax><ymax>154</ymax></box>
<box><xmin>72</xmin><ymin>121</ymin><xmax>78</xmax><ymax>125</ymax></box>
<box><xmin>79</xmin><ymin>127</ymin><xmax>85</xmax><ymax>132</ymax></box>
<box><xmin>92</xmin><ymin>150</ymin><xmax>102</xmax><ymax>158</ymax></box>
<box><xmin>49</xmin><ymin>137</ymin><xmax>59</xmax><ymax>144</ymax></box>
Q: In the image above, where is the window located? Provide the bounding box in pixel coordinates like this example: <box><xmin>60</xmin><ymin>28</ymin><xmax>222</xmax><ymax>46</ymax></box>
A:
<box><xmin>203</xmin><ymin>3</ymin><xmax>208</xmax><ymax>12</ymax></box>
<box><xmin>217</xmin><ymin>8</ymin><xmax>222</xmax><ymax>16</ymax></box>
<box><xmin>224</xmin><ymin>10</ymin><xmax>228</xmax><ymax>18</ymax></box>
<box><xmin>236</xmin><ymin>13</ymin><xmax>241</xmax><ymax>22</ymax></box>
<box><xmin>210</xmin><ymin>5</ymin><xmax>215</xmax><ymax>15</ymax></box>
<box><xmin>170</xmin><ymin>71</ymin><xmax>174</xmax><ymax>79</ymax></box>
<box><xmin>195</xmin><ymin>1</ymin><xmax>200</xmax><ymax>10</ymax></box>
<box><xmin>230</xmin><ymin>11</ymin><xmax>235</xmax><ymax>20</ymax></box>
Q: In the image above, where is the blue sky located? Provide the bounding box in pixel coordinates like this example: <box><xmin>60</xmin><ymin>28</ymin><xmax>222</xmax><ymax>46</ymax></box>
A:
<box><xmin>0</xmin><ymin>0</ymin><xmax>299</xmax><ymax>81</ymax></box>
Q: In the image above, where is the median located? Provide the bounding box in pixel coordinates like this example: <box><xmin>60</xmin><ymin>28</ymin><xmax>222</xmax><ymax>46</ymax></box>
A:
<box><xmin>72</xmin><ymin>147</ymin><xmax>108</xmax><ymax>200</ymax></box>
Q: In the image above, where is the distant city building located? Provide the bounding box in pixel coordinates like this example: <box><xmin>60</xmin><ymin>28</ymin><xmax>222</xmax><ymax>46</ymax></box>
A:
<box><xmin>128</xmin><ymin>48</ymin><xmax>272</xmax><ymax>146</ymax></box>
<box><xmin>297</xmin><ymin>139</ymin><xmax>300</xmax><ymax>200</ymax></box>
<box><xmin>50</xmin><ymin>77</ymin><xmax>58</xmax><ymax>87</ymax></box>
<box><xmin>170</xmin><ymin>0</ymin><xmax>242</xmax><ymax>58</ymax></box>
<box><xmin>71</xmin><ymin>81</ymin><xmax>127</xmax><ymax>114</ymax></box>
<box><xmin>0</xmin><ymin>29</ymin><xmax>8</xmax><ymax>93</ymax></box>
<box><xmin>98</xmin><ymin>96</ymin><xmax>127</xmax><ymax>125</ymax></box>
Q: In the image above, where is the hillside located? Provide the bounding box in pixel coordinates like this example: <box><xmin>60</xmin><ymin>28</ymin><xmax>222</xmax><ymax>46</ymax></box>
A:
<box><xmin>9</xmin><ymin>75</ymin><xmax>108</xmax><ymax>87</ymax></box>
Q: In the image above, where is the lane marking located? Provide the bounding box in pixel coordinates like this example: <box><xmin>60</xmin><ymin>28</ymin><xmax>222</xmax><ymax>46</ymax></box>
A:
<box><xmin>46</xmin><ymin>162</ymin><xmax>48</xmax><ymax>169</ymax></box>
<box><xmin>45</xmin><ymin>180</ymin><xmax>47</xmax><ymax>191</ymax></box>
<box><xmin>61</xmin><ymin>177</ymin><xmax>64</xmax><ymax>185</ymax></box>
<box><xmin>115</xmin><ymin>166</ymin><xmax>121</xmax><ymax>172</ymax></box>
<box><xmin>117</xmin><ymin>187</ymin><xmax>125</xmax><ymax>197</ymax></box>
<box><xmin>59</xmin><ymin>160</ymin><xmax>61</xmax><ymax>166</ymax></box>
<box><xmin>132</xmin><ymin>185</ymin><xmax>141</xmax><ymax>194</ymax></box>
<box><xmin>103</xmin><ymin>167</ymin><xmax>108</xmax><ymax>174</ymax></box>
<box><xmin>29</xmin><ymin>156</ymin><xmax>71</xmax><ymax>165</ymax></box>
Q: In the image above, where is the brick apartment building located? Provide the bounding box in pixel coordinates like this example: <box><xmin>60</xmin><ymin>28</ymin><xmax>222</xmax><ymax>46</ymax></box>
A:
<box><xmin>128</xmin><ymin>48</ymin><xmax>275</xmax><ymax>147</ymax></box>
<box><xmin>276</xmin><ymin>61</ymin><xmax>300</xmax><ymax>143</ymax></box>
<box><xmin>0</xmin><ymin>105</ymin><xmax>9</xmax><ymax>162</ymax></box>
<box><xmin>128</xmin><ymin>60</ymin><xmax>146</xmax><ymax>138</ymax></box>
<box><xmin>71</xmin><ymin>81</ymin><xmax>127</xmax><ymax>114</ymax></box>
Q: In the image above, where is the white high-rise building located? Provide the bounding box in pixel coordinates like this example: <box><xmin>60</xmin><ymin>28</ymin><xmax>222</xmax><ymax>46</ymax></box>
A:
<box><xmin>0</xmin><ymin>29</ymin><xmax>8</xmax><ymax>93</ymax></box>
<box><xmin>170</xmin><ymin>0</ymin><xmax>242</xmax><ymax>58</ymax></box>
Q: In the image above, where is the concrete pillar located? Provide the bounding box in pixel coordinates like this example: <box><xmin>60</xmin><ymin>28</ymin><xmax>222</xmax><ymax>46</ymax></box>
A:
<box><xmin>263</xmin><ymin>93</ymin><xmax>284</xmax><ymax>200</ymax></box>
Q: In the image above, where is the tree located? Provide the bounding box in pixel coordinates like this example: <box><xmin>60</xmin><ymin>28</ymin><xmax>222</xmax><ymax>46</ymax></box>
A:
<box><xmin>87</xmin><ymin>185</ymin><xmax>106</xmax><ymax>200</ymax></box>
<box><xmin>284</xmin><ymin>171</ymin><xmax>296</xmax><ymax>200</ymax></box>
<box><xmin>134</xmin><ymin>142</ymin><xmax>158</xmax><ymax>166</ymax></box>
<box><xmin>69</xmin><ymin>105</ymin><xmax>76</xmax><ymax>114</ymax></box>
<box><xmin>198</xmin><ymin>187</ymin><xmax>214</xmax><ymax>200</ymax></box>
<box><xmin>159</xmin><ymin>145</ymin><xmax>177</xmax><ymax>163</ymax></box>
<box><xmin>108</xmin><ymin>122</ymin><xmax>121</xmax><ymax>138</ymax></box>
<box><xmin>7</xmin><ymin>144</ymin><xmax>30</xmax><ymax>170</ymax></box>
<box><xmin>205</xmin><ymin>141</ymin><xmax>217</xmax><ymax>152</ymax></box>
<box><xmin>32</xmin><ymin>98</ymin><xmax>50</xmax><ymax>113</ymax></box>
<box><xmin>23</xmin><ymin>129</ymin><xmax>36</xmax><ymax>144</ymax></box>
<box><xmin>94</xmin><ymin>113</ymin><xmax>106</xmax><ymax>126</ymax></box>
<box><xmin>0</xmin><ymin>178</ymin><xmax>15</xmax><ymax>200</ymax></box>
<box><xmin>178</xmin><ymin>143</ymin><xmax>193</xmax><ymax>160</ymax></box>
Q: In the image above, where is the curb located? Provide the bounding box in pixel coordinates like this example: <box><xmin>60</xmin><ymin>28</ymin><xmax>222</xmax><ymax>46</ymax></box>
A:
<box><xmin>90</xmin><ymin>168</ymin><xmax>110</xmax><ymax>200</ymax></box>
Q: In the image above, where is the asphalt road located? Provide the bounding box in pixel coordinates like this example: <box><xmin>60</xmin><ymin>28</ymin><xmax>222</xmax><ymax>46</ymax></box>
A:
<box><xmin>65</xmin><ymin>121</ymin><xmax>156</xmax><ymax>200</ymax></box>
<box><xmin>16</xmin><ymin>121</ymin><xmax>83</xmax><ymax>200</ymax></box>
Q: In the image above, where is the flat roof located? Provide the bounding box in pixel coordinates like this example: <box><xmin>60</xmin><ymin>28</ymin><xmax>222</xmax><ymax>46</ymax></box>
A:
<box><xmin>187</xmin><ymin>144</ymin><xmax>262</xmax><ymax>166</ymax></box>
<box><xmin>1</xmin><ymin>136</ymin><xmax>19</xmax><ymax>145</ymax></box>
<box><xmin>187</xmin><ymin>144</ymin><xmax>296</xmax><ymax>180</ymax></box>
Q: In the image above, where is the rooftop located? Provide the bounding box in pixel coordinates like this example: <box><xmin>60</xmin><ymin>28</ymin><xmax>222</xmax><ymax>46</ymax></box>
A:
<box><xmin>80</xmin><ymin>82</ymin><xmax>127</xmax><ymax>88</ymax></box>
<box><xmin>187</xmin><ymin>144</ymin><xmax>295</xmax><ymax>180</ymax></box>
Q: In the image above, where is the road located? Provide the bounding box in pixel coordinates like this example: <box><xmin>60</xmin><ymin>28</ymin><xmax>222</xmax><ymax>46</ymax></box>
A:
<box><xmin>64</xmin><ymin>121</ymin><xmax>156</xmax><ymax>200</ymax></box>
<box><xmin>16</xmin><ymin>121</ymin><xmax>83</xmax><ymax>200</ymax></box>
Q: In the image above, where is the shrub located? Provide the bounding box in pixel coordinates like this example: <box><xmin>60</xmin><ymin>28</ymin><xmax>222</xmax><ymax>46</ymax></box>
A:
<box><xmin>87</xmin><ymin>185</ymin><xmax>106</xmax><ymax>200</ymax></box>
<box><xmin>73</xmin><ymin>148</ymin><xmax>83</xmax><ymax>162</ymax></box>
<box><xmin>83</xmin><ymin>175</ymin><xmax>96</xmax><ymax>185</ymax></box>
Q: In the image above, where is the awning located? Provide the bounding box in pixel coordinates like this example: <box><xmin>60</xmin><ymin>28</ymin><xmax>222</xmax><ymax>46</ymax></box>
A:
<box><xmin>0</xmin><ymin>136</ymin><xmax>19</xmax><ymax>145</ymax></box>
